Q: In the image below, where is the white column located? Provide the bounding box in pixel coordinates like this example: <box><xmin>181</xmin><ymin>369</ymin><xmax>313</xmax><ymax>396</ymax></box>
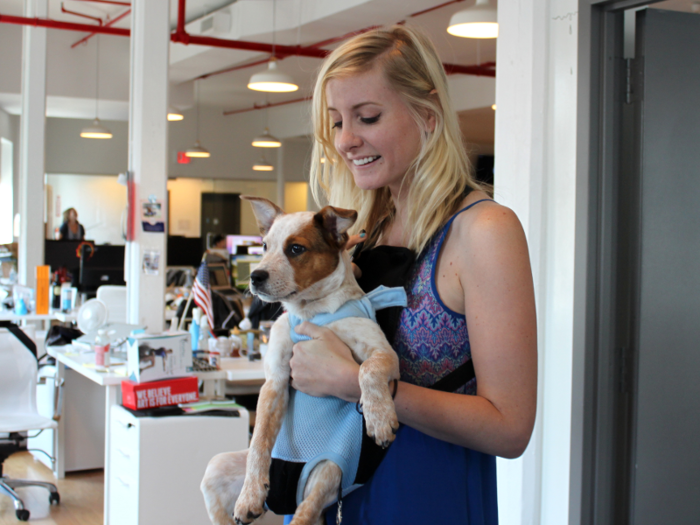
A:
<box><xmin>18</xmin><ymin>0</ymin><xmax>48</xmax><ymax>289</ymax></box>
<box><xmin>276</xmin><ymin>144</ymin><xmax>285</xmax><ymax>209</ymax></box>
<box><xmin>125</xmin><ymin>0</ymin><xmax>170</xmax><ymax>332</ymax></box>
<box><xmin>494</xmin><ymin>0</ymin><xmax>547</xmax><ymax>524</ymax></box>
<box><xmin>495</xmin><ymin>1</ymin><xmax>581</xmax><ymax>524</ymax></box>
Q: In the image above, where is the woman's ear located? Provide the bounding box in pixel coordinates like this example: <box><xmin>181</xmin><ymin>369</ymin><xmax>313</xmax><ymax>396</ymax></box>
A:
<box><xmin>425</xmin><ymin>111</ymin><xmax>436</xmax><ymax>133</ymax></box>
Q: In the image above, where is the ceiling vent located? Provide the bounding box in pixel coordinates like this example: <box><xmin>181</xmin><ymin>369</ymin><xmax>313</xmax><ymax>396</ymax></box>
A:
<box><xmin>199</xmin><ymin>12</ymin><xmax>231</xmax><ymax>35</ymax></box>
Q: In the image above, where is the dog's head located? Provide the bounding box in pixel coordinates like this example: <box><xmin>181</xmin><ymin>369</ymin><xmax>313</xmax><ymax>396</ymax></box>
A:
<box><xmin>241</xmin><ymin>196</ymin><xmax>357</xmax><ymax>305</ymax></box>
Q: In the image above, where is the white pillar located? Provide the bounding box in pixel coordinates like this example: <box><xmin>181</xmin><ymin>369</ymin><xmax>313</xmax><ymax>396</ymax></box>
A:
<box><xmin>125</xmin><ymin>0</ymin><xmax>170</xmax><ymax>332</ymax></box>
<box><xmin>494</xmin><ymin>0</ymin><xmax>548</xmax><ymax>524</ymax></box>
<box><xmin>18</xmin><ymin>0</ymin><xmax>48</xmax><ymax>289</ymax></box>
<box><xmin>276</xmin><ymin>144</ymin><xmax>285</xmax><ymax>209</ymax></box>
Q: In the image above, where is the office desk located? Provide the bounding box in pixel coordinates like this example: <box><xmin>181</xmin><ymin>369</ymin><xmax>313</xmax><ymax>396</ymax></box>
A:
<box><xmin>46</xmin><ymin>345</ymin><xmax>265</xmax><ymax>525</ymax></box>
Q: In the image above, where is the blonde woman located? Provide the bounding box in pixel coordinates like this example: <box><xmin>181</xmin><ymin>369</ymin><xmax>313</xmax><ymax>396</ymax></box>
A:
<box><xmin>287</xmin><ymin>26</ymin><xmax>537</xmax><ymax>523</ymax></box>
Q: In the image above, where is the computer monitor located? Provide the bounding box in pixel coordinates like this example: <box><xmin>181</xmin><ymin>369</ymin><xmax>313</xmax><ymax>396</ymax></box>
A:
<box><xmin>207</xmin><ymin>264</ymin><xmax>230</xmax><ymax>290</ymax></box>
<box><xmin>226</xmin><ymin>235</ymin><xmax>262</xmax><ymax>256</ymax></box>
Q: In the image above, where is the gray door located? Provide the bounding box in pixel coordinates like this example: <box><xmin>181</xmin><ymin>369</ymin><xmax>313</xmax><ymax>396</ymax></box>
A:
<box><xmin>630</xmin><ymin>8</ymin><xmax>700</xmax><ymax>524</ymax></box>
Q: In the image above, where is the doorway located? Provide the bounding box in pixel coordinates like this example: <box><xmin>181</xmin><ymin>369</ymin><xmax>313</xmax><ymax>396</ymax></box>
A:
<box><xmin>200</xmin><ymin>192</ymin><xmax>240</xmax><ymax>251</ymax></box>
<box><xmin>577</xmin><ymin>3</ymin><xmax>700</xmax><ymax>524</ymax></box>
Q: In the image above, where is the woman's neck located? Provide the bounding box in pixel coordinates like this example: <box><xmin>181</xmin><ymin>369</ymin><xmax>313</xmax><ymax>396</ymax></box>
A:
<box><xmin>383</xmin><ymin>182</ymin><xmax>410</xmax><ymax>247</ymax></box>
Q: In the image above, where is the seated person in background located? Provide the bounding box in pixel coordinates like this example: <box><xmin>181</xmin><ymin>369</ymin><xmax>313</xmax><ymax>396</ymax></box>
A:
<box><xmin>59</xmin><ymin>208</ymin><xmax>85</xmax><ymax>241</ymax></box>
<box><xmin>205</xmin><ymin>234</ymin><xmax>229</xmax><ymax>265</ymax></box>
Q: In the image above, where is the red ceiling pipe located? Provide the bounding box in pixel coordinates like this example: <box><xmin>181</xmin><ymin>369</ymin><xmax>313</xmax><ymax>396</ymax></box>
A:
<box><xmin>72</xmin><ymin>0</ymin><xmax>130</xmax><ymax>5</ymax></box>
<box><xmin>71</xmin><ymin>8</ymin><xmax>131</xmax><ymax>48</ymax></box>
<box><xmin>171</xmin><ymin>0</ymin><xmax>328</xmax><ymax>58</ymax></box>
<box><xmin>223</xmin><ymin>97</ymin><xmax>312</xmax><ymax>116</ymax></box>
<box><xmin>444</xmin><ymin>61</ymin><xmax>495</xmax><ymax>77</ymax></box>
<box><xmin>61</xmin><ymin>3</ymin><xmax>103</xmax><ymax>25</ymax></box>
<box><xmin>0</xmin><ymin>13</ymin><xmax>129</xmax><ymax>37</ymax></box>
<box><xmin>408</xmin><ymin>0</ymin><xmax>466</xmax><ymax>19</ymax></box>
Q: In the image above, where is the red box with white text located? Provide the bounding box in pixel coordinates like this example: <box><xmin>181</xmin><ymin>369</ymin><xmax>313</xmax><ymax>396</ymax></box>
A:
<box><xmin>121</xmin><ymin>376</ymin><xmax>199</xmax><ymax>410</ymax></box>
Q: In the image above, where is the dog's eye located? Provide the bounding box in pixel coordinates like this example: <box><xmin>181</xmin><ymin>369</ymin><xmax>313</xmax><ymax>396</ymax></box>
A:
<box><xmin>289</xmin><ymin>244</ymin><xmax>306</xmax><ymax>256</ymax></box>
<box><xmin>262</xmin><ymin>242</ymin><xmax>267</xmax><ymax>252</ymax></box>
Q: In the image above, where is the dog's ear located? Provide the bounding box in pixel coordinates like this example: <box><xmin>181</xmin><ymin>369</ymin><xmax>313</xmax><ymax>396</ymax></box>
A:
<box><xmin>314</xmin><ymin>206</ymin><xmax>358</xmax><ymax>247</ymax></box>
<box><xmin>241</xmin><ymin>196</ymin><xmax>285</xmax><ymax>235</ymax></box>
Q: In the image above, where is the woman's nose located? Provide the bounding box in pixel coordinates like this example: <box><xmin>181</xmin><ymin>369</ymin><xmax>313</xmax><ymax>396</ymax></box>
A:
<box><xmin>336</xmin><ymin>126</ymin><xmax>362</xmax><ymax>153</ymax></box>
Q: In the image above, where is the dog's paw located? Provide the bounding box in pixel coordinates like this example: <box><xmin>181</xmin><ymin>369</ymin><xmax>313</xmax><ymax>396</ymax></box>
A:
<box><xmin>233</xmin><ymin>478</ymin><xmax>269</xmax><ymax>525</ymax></box>
<box><xmin>361</xmin><ymin>396</ymin><xmax>399</xmax><ymax>448</ymax></box>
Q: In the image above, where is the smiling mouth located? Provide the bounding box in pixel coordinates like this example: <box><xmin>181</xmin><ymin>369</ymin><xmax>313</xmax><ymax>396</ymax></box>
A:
<box><xmin>352</xmin><ymin>156</ymin><xmax>381</xmax><ymax>166</ymax></box>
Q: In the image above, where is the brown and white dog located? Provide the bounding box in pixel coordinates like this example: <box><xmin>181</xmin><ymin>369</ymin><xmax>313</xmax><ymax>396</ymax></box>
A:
<box><xmin>200</xmin><ymin>196</ymin><xmax>400</xmax><ymax>525</ymax></box>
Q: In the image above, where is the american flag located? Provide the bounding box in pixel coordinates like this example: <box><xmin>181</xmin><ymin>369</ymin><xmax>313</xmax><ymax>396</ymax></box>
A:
<box><xmin>193</xmin><ymin>262</ymin><xmax>214</xmax><ymax>330</ymax></box>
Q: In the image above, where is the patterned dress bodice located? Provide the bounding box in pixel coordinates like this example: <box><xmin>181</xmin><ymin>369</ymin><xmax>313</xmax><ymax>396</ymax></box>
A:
<box><xmin>393</xmin><ymin>212</ymin><xmax>479</xmax><ymax>395</ymax></box>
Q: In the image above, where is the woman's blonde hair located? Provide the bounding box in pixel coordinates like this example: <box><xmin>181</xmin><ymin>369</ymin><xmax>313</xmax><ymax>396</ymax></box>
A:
<box><xmin>309</xmin><ymin>25</ymin><xmax>485</xmax><ymax>253</ymax></box>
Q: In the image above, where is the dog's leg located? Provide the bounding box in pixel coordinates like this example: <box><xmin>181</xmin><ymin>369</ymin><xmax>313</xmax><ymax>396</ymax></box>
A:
<box><xmin>330</xmin><ymin>319</ymin><xmax>400</xmax><ymax>448</ymax></box>
<box><xmin>235</xmin><ymin>314</ymin><xmax>294</xmax><ymax>525</ymax></box>
<box><xmin>290</xmin><ymin>460</ymin><xmax>342</xmax><ymax>525</ymax></box>
<box><xmin>201</xmin><ymin>450</ymin><xmax>248</xmax><ymax>525</ymax></box>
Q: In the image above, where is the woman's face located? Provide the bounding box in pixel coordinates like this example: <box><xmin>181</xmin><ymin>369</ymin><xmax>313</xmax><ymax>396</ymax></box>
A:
<box><xmin>68</xmin><ymin>209</ymin><xmax>77</xmax><ymax>222</ymax></box>
<box><xmin>326</xmin><ymin>66</ymin><xmax>426</xmax><ymax>195</ymax></box>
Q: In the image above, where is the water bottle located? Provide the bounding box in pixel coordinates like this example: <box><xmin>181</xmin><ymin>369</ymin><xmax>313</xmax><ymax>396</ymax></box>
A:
<box><xmin>94</xmin><ymin>329</ymin><xmax>110</xmax><ymax>370</ymax></box>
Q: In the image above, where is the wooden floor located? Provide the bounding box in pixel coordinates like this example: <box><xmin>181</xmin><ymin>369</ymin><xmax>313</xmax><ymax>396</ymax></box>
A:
<box><xmin>0</xmin><ymin>453</ymin><xmax>103</xmax><ymax>525</ymax></box>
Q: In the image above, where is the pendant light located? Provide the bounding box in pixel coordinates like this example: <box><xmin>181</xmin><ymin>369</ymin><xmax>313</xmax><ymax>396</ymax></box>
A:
<box><xmin>185</xmin><ymin>80</ymin><xmax>210</xmax><ymax>158</ymax></box>
<box><xmin>80</xmin><ymin>35</ymin><xmax>112</xmax><ymax>139</ymax></box>
<box><xmin>167</xmin><ymin>107</ymin><xmax>184</xmax><ymax>121</ymax></box>
<box><xmin>252</xmin><ymin>103</ymin><xmax>282</xmax><ymax>147</ymax></box>
<box><xmin>447</xmin><ymin>0</ymin><xmax>499</xmax><ymax>39</ymax></box>
<box><xmin>253</xmin><ymin>156</ymin><xmax>274</xmax><ymax>171</ymax></box>
<box><xmin>247</xmin><ymin>0</ymin><xmax>298</xmax><ymax>93</ymax></box>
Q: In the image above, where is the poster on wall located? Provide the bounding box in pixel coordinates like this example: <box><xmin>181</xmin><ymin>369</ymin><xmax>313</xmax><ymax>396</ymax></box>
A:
<box><xmin>142</xmin><ymin>250</ymin><xmax>161</xmax><ymax>275</ymax></box>
<box><xmin>141</xmin><ymin>198</ymin><xmax>165</xmax><ymax>232</ymax></box>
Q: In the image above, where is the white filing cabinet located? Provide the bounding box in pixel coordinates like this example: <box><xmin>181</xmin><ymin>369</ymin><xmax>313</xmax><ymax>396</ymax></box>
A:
<box><xmin>108</xmin><ymin>404</ymin><xmax>249</xmax><ymax>525</ymax></box>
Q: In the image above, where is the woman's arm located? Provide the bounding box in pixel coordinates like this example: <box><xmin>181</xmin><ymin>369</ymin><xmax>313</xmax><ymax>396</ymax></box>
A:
<box><xmin>290</xmin><ymin>205</ymin><xmax>537</xmax><ymax>459</ymax></box>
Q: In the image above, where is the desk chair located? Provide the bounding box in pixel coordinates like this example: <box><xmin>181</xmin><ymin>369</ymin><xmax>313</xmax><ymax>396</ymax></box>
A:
<box><xmin>0</xmin><ymin>323</ymin><xmax>61</xmax><ymax>521</ymax></box>
<box><xmin>96</xmin><ymin>285</ymin><xmax>127</xmax><ymax>323</ymax></box>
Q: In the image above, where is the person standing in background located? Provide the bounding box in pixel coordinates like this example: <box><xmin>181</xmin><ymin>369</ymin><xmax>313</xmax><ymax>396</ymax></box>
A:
<box><xmin>58</xmin><ymin>208</ymin><xmax>85</xmax><ymax>241</ymax></box>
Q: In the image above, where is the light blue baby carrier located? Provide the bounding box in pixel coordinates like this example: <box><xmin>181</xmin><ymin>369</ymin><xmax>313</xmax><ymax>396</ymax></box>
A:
<box><xmin>265</xmin><ymin>286</ymin><xmax>407</xmax><ymax>515</ymax></box>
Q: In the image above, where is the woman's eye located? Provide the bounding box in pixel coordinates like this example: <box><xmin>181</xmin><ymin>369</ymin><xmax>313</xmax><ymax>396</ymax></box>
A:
<box><xmin>289</xmin><ymin>244</ymin><xmax>306</xmax><ymax>256</ymax></box>
<box><xmin>332</xmin><ymin>121</ymin><xmax>342</xmax><ymax>129</ymax></box>
<box><xmin>360</xmin><ymin>114</ymin><xmax>381</xmax><ymax>125</ymax></box>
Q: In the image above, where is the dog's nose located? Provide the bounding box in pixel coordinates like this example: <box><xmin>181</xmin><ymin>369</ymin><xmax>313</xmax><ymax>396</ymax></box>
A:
<box><xmin>250</xmin><ymin>270</ymin><xmax>269</xmax><ymax>286</ymax></box>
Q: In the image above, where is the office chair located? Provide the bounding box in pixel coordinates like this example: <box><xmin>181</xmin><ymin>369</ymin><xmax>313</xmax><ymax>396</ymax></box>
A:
<box><xmin>96</xmin><ymin>285</ymin><xmax>127</xmax><ymax>323</ymax></box>
<box><xmin>0</xmin><ymin>322</ymin><xmax>61</xmax><ymax>522</ymax></box>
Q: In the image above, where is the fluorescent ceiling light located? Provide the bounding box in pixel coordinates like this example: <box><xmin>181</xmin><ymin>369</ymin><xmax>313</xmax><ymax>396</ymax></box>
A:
<box><xmin>447</xmin><ymin>0</ymin><xmax>499</xmax><ymax>39</ymax></box>
<box><xmin>80</xmin><ymin>119</ymin><xmax>113</xmax><ymax>139</ymax></box>
<box><xmin>252</xmin><ymin>128</ymin><xmax>281</xmax><ymax>148</ymax></box>
<box><xmin>248</xmin><ymin>60</ymin><xmax>299</xmax><ymax>93</ymax></box>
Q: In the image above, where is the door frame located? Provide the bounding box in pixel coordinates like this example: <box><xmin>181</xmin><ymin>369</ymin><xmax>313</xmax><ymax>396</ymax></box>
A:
<box><xmin>573</xmin><ymin>2</ymin><xmax>664</xmax><ymax>524</ymax></box>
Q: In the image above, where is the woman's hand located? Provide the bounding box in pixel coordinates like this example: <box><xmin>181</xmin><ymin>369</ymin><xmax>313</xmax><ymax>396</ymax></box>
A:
<box><xmin>289</xmin><ymin>321</ymin><xmax>361</xmax><ymax>402</ymax></box>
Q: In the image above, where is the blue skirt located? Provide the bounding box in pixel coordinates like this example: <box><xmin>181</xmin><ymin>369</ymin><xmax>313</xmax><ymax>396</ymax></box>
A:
<box><xmin>283</xmin><ymin>424</ymin><xmax>498</xmax><ymax>525</ymax></box>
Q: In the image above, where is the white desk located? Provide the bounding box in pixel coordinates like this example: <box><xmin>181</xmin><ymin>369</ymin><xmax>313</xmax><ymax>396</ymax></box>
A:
<box><xmin>46</xmin><ymin>345</ymin><xmax>265</xmax><ymax>525</ymax></box>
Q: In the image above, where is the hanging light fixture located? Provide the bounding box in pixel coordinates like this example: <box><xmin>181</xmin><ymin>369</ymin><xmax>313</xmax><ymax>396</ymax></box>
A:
<box><xmin>253</xmin><ymin>156</ymin><xmax>274</xmax><ymax>171</ymax></box>
<box><xmin>81</xmin><ymin>35</ymin><xmax>112</xmax><ymax>139</ymax></box>
<box><xmin>167</xmin><ymin>107</ymin><xmax>184</xmax><ymax>121</ymax></box>
<box><xmin>252</xmin><ymin>102</ymin><xmax>281</xmax><ymax>147</ymax></box>
<box><xmin>185</xmin><ymin>80</ymin><xmax>210</xmax><ymax>158</ymax></box>
<box><xmin>248</xmin><ymin>0</ymin><xmax>298</xmax><ymax>93</ymax></box>
<box><xmin>447</xmin><ymin>0</ymin><xmax>499</xmax><ymax>39</ymax></box>
<box><xmin>252</xmin><ymin>128</ymin><xmax>282</xmax><ymax>147</ymax></box>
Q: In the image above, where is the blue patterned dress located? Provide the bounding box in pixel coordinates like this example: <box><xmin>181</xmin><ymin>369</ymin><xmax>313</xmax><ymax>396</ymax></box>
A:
<box><xmin>323</xmin><ymin>199</ymin><xmax>498</xmax><ymax>525</ymax></box>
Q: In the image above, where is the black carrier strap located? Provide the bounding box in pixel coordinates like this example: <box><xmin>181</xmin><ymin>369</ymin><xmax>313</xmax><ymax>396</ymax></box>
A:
<box><xmin>0</xmin><ymin>320</ymin><xmax>37</xmax><ymax>360</ymax></box>
<box><xmin>429</xmin><ymin>359</ymin><xmax>475</xmax><ymax>393</ymax></box>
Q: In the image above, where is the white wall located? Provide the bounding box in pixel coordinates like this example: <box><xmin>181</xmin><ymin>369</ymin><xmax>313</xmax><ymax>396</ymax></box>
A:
<box><xmin>47</xmin><ymin>174</ymin><xmax>127</xmax><ymax>245</ymax></box>
<box><xmin>167</xmin><ymin>178</ymin><xmax>279</xmax><ymax>238</ymax></box>
<box><xmin>494</xmin><ymin>0</ymin><xmax>580</xmax><ymax>524</ymax></box>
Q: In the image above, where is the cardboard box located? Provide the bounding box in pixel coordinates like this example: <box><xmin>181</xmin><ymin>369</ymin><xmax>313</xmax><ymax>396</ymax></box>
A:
<box><xmin>121</xmin><ymin>376</ymin><xmax>199</xmax><ymax>410</ymax></box>
<box><xmin>127</xmin><ymin>331</ymin><xmax>192</xmax><ymax>383</ymax></box>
